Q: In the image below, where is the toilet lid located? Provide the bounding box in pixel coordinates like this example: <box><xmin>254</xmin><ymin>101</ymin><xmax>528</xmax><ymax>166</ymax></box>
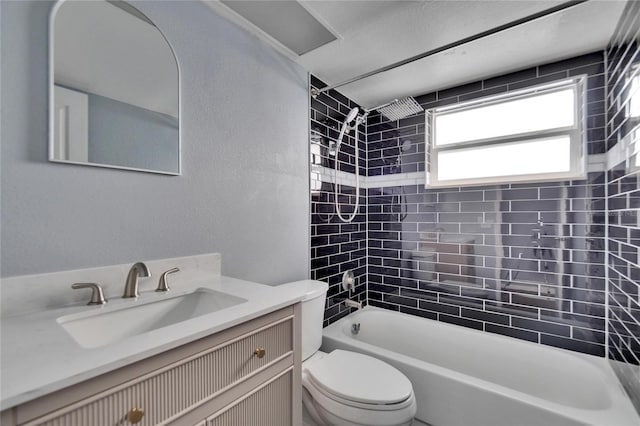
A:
<box><xmin>306</xmin><ymin>350</ymin><xmax>413</xmax><ymax>405</ymax></box>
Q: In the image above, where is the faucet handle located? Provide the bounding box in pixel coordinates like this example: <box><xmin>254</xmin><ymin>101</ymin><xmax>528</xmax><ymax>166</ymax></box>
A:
<box><xmin>72</xmin><ymin>283</ymin><xmax>107</xmax><ymax>305</ymax></box>
<box><xmin>156</xmin><ymin>267</ymin><xmax>179</xmax><ymax>292</ymax></box>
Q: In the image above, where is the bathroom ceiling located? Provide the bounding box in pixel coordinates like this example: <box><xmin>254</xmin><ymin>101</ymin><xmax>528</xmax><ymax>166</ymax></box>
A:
<box><xmin>208</xmin><ymin>0</ymin><xmax>627</xmax><ymax>108</ymax></box>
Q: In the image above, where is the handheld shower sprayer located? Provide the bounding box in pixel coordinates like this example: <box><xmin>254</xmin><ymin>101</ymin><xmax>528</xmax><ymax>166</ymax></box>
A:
<box><xmin>335</xmin><ymin>107</ymin><xmax>362</xmax><ymax>223</ymax></box>
<box><xmin>341</xmin><ymin>107</ymin><xmax>366</xmax><ymax>134</ymax></box>
<box><xmin>346</xmin><ymin>107</ymin><xmax>359</xmax><ymax>123</ymax></box>
<box><xmin>331</xmin><ymin>98</ymin><xmax>423</xmax><ymax>223</ymax></box>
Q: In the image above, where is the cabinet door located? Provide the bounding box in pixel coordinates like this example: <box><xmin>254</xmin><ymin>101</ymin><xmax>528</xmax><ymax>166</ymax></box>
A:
<box><xmin>205</xmin><ymin>369</ymin><xmax>293</xmax><ymax>426</ymax></box>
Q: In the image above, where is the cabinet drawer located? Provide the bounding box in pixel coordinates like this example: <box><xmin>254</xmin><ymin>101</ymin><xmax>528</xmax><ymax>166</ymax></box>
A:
<box><xmin>25</xmin><ymin>317</ymin><xmax>293</xmax><ymax>426</ymax></box>
<box><xmin>205</xmin><ymin>369</ymin><xmax>292</xmax><ymax>426</ymax></box>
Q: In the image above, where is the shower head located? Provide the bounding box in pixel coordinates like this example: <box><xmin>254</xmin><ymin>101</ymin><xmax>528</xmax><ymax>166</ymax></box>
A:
<box><xmin>346</xmin><ymin>107</ymin><xmax>360</xmax><ymax>123</ymax></box>
<box><xmin>370</xmin><ymin>97</ymin><xmax>423</xmax><ymax>122</ymax></box>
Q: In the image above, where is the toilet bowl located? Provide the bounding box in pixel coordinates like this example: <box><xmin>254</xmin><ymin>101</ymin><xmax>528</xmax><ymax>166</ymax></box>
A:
<box><xmin>302</xmin><ymin>350</ymin><xmax>416</xmax><ymax>426</ymax></box>
<box><xmin>279</xmin><ymin>280</ymin><xmax>417</xmax><ymax>426</ymax></box>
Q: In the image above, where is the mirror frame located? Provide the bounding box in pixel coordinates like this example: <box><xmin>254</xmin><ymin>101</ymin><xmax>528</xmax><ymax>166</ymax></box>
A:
<box><xmin>48</xmin><ymin>0</ymin><xmax>182</xmax><ymax>176</ymax></box>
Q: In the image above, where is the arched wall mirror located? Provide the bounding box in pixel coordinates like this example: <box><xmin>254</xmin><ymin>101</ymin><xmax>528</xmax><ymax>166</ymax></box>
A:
<box><xmin>49</xmin><ymin>0</ymin><xmax>180</xmax><ymax>175</ymax></box>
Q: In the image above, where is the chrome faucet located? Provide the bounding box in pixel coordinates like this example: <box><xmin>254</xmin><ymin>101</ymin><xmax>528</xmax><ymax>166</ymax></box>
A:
<box><xmin>123</xmin><ymin>262</ymin><xmax>151</xmax><ymax>298</ymax></box>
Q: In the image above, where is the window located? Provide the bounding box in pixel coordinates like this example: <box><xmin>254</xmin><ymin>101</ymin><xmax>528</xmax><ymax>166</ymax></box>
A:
<box><xmin>427</xmin><ymin>77</ymin><xmax>586</xmax><ymax>187</ymax></box>
<box><xmin>625</xmin><ymin>67</ymin><xmax>640</xmax><ymax>169</ymax></box>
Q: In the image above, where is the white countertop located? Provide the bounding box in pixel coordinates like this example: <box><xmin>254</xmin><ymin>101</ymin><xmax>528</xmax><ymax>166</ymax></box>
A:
<box><xmin>1</xmin><ymin>274</ymin><xmax>308</xmax><ymax>410</ymax></box>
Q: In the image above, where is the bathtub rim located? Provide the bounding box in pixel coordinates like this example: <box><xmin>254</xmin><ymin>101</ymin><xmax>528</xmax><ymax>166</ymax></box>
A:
<box><xmin>321</xmin><ymin>306</ymin><xmax>639</xmax><ymax>425</ymax></box>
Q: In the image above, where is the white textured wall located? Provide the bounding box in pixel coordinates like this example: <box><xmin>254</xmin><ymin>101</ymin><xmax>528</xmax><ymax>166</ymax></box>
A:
<box><xmin>0</xmin><ymin>0</ymin><xmax>310</xmax><ymax>284</ymax></box>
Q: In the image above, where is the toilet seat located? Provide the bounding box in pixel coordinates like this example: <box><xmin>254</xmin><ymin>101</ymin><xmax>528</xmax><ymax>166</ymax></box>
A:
<box><xmin>305</xmin><ymin>350</ymin><xmax>413</xmax><ymax>406</ymax></box>
<box><xmin>302</xmin><ymin>350</ymin><xmax>417</xmax><ymax>426</ymax></box>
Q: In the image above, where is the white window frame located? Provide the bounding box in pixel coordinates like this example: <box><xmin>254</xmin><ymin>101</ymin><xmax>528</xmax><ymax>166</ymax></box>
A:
<box><xmin>626</xmin><ymin>64</ymin><xmax>640</xmax><ymax>119</ymax></box>
<box><xmin>426</xmin><ymin>76</ymin><xmax>587</xmax><ymax>188</ymax></box>
<box><xmin>624</xmin><ymin>65</ymin><xmax>640</xmax><ymax>171</ymax></box>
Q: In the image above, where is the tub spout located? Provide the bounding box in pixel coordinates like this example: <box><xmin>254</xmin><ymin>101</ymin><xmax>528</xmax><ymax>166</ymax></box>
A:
<box><xmin>343</xmin><ymin>299</ymin><xmax>363</xmax><ymax>310</ymax></box>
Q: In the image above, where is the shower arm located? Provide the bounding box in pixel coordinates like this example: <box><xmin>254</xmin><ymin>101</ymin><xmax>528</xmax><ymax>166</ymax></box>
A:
<box><xmin>310</xmin><ymin>0</ymin><xmax>587</xmax><ymax>98</ymax></box>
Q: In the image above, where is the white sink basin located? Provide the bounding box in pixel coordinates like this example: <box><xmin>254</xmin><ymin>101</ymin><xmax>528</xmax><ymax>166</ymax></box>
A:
<box><xmin>58</xmin><ymin>288</ymin><xmax>247</xmax><ymax>348</ymax></box>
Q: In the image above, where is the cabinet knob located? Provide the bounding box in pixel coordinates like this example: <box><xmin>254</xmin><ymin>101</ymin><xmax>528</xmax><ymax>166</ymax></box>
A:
<box><xmin>254</xmin><ymin>347</ymin><xmax>266</xmax><ymax>358</ymax></box>
<box><xmin>127</xmin><ymin>407</ymin><xmax>144</xmax><ymax>424</ymax></box>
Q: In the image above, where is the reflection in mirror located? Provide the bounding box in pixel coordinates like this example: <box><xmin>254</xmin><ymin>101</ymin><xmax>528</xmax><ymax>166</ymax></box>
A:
<box><xmin>50</xmin><ymin>0</ymin><xmax>180</xmax><ymax>175</ymax></box>
<box><xmin>382</xmin><ymin>177</ymin><xmax>607</xmax><ymax>333</ymax></box>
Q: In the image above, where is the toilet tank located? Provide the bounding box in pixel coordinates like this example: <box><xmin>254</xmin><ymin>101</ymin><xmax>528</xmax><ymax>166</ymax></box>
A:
<box><xmin>278</xmin><ymin>280</ymin><xmax>328</xmax><ymax>361</ymax></box>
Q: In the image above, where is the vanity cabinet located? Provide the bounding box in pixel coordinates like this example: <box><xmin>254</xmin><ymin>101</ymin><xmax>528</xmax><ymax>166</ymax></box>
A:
<box><xmin>2</xmin><ymin>305</ymin><xmax>301</xmax><ymax>426</ymax></box>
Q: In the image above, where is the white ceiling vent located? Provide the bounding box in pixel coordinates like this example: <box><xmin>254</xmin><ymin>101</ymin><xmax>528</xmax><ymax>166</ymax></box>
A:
<box><xmin>219</xmin><ymin>1</ymin><xmax>337</xmax><ymax>56</ymax></box>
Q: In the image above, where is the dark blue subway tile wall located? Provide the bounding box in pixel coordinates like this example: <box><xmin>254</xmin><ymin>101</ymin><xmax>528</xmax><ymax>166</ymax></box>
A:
<box><xmin>310</xmin><ymin>76</ymin><xmax>366</xmax><ymax>176</ymax></box>
<box><xmin>608</xmin><ymin>164</ymin><xmax>640</xmax><ymax>365</ymax></box>
<box><xmin>310</xmin><ymin>50</ymin><xmax>640</xmax><ymax>362</ymax></box>
<box><xmin>367</xmin><ymin>112</ymin><xmax>426</xmax><ymax>176</ymax></box>
<box><xmin>310</xmin><ymin>76</ymin><xmax>367</xmax><ymax>326</ymax></box>
<box><xmin>365</xmin><ymin>52</ymin><xmax>608</xmax><ymax>356</ymax></box>
<box><xmin>606</xmin><ymin>0</ymin><xmax>640</xmax><ymax>411</ymax></box>
<box><xmin>311</xmin><ymin>182</ymin><xmax>367</xmax><ymax>326</ymax></box>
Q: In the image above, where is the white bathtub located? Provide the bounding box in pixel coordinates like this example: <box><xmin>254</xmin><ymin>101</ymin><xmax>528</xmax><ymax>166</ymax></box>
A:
<box><xmin>321</xmin><ymin>307</ymin><xmax>639</xmax><ymax>426</ymax></box>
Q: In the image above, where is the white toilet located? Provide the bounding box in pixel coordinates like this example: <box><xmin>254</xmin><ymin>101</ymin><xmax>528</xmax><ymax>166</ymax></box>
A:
<box><xmin>292</xmin><ymin>280</ymin><xmax>417</xmax><ymax>426</ymax></box>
